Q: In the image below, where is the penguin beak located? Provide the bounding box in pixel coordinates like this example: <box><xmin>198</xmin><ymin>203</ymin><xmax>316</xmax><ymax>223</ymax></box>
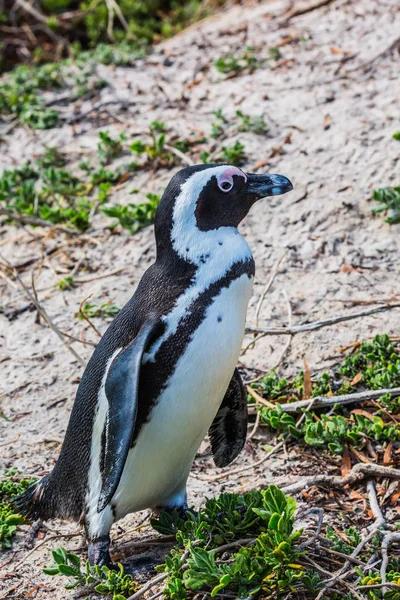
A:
<box><xmin>242</xmin><ymin>173</ymin><xmax>293</xmax><ymax>200</ymax></box>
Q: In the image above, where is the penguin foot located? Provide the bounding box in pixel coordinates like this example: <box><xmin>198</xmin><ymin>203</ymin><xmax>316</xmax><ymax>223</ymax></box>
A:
<box><xmin>87</xmin><ymin>535</ymin><xmax>112</xmax><ymax>567</ymax></box>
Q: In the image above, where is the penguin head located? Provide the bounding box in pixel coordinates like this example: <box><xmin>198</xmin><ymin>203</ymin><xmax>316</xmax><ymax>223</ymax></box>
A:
<box><xmin>154</xmin><ymin>163</ymin><xmax>292</xmax><ymax>260</ymax></box>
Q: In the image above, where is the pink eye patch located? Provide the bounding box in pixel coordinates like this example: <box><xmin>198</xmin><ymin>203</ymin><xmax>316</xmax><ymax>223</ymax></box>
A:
<box><xmin>217</xmin><ymin>167</ymin><xmax>247</xmax><ymax>192</ymax></box>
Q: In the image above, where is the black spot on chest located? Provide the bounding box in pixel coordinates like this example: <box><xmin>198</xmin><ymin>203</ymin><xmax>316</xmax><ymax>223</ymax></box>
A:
<box><xmin>133</xmin><ymin>257</ymin><xmax>255</xmax><ymax>443</ymax></box>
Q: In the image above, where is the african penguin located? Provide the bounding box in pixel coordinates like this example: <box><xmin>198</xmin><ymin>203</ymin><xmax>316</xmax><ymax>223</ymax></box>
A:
<box><xmin>17</xmin><ymin>164</ymin><xmax>293</xmax><ymax>567</ymax></box>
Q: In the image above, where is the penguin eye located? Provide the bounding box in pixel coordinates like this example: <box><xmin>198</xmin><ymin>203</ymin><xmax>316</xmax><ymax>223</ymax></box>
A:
<box><xmin>218</xmin><ymin>180</ymin><xmax>233</xmax><ymax>193</ymax></box>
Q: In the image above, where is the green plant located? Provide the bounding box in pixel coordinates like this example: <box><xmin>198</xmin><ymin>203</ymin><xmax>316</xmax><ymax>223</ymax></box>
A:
<box><xmin>0</xmin><ymin>149</ymin><xmax>154</xmax><ymax>234</ymax></box>
<box><xmin>372</xmin><ymin>187</ymin><xmax>400</xmax><ymax>224</ymax></box>
<box><xmin>219</xmin><ymin>141</ymin><xmax>246</xmax><ymax>166</ymax></box>
<box><xmin>236</xmin><ymin>110</ymin><xmax>269</xmax><ymax>135</ymax></box>
<box><xmin>1</xmin><ymin>1</ymin><xmax>225</xmax><ymax>69</ymax></box>
<box><xmin>58</xmin><ymin>277</ymin><xmax>75</xmax><ymax>290</ymax></box>
<box><xmin>393</xmin><ymin>132</ymin><xmax>400</xmax><ymax>141</ymax></box>
<box><xmin>0</xmin><ymin>470</ymin><xmax>37</xmax><ymax>549</ymax></box>
<box><xmin>210</xmin><ymin>109</ymin><xmax>228</xmax><ymax>138</ymax></box>
<box><xmin>253</xmin><ymin>335</ymin><xmax>400</xmax><ymax>456</ymax></box>
<box><xmin>153</xmin><ymin>486</ymin><xmax>314</xmax><ymax>599</ymax></box>
<box><xmin>102</xmin><ymin>192</ymin><xmax>160</xmax><ymax>234</ymax></box>
<box><xmin>97</xmin><ymin>131</ymin><xmax>127</xmax><ymax>165</ymax></box>
<box><xmin>78</xmin><ymin>302</ymin><xmax>121</xmax><ymax>320</ymax></box>
<box><xmin>214</xmin><ymin>47</ymin><xmax>259</xmax><ymax>74</ymax></box>
<box><xmin>129</xmin><ymin>121</ymin><xmax>177</xmax><ymax>166</ymax></box>
<box><xmin>0</xmin><ymin>64</ymin><xmax>62</xmax><ymax>128</ymax></box>
<box><xmin>44</xmin><ymin>547</ymin><xmax>136</xmax><ymax>599</ymax></box>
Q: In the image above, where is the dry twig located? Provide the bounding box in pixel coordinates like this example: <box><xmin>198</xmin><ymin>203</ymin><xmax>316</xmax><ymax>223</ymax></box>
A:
<box><xmin>277</xmin><ymin>387</ymin><xmax>400</xmax><ymax>413</ymax></box>
<box><xmin>246</xmin><ymin>303</ymin><xmax>400</xmax><ymax>338</ymax></box>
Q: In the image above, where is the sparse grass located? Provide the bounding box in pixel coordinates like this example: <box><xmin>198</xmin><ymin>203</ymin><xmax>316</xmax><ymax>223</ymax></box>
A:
<box><xmin>236</xmin><ymin>110</ymin><xmax>269</xmax><ymax>135</ymax></box>
<box><xmin>0</xmin><ymin>470</ymin><xmax>37</xmax><ymax>549</ymax></box>
<box><xmin>252</xmin><ymin>334</ymin><xmax>400</xmax><ymax>455</ymax></box>
<box><xmin>97</xmin><ymin>131</ymin><xmax>127</xmax><ymax>165</ymax></box>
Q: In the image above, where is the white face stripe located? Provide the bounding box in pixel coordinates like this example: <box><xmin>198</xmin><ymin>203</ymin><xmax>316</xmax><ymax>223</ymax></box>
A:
<box><xmin>144</xmin><ymin>167</ymin><xmax>252</xmax><ymax>363</ymax></box>
<box><xmin>171</xmin><ymin>166</ymin><xmax>246</xmax><ymax>266</ymax></box>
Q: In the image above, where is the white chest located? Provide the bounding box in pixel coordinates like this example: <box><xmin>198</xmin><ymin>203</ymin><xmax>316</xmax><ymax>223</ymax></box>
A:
<box><xmin>112</xmin><ymin>272</ymin><xmax>253</xmax><ymax>517</ymax></box>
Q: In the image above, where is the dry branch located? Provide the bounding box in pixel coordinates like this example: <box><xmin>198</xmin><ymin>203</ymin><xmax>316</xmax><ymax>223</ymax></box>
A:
<box><xmin>277</xmin><ymin>387</ymin><xmax>400</xmax><ymax>413</ymax></box>
<box><xmin>245</xmin><ymin>303</ymin><xmax>400</xmax><ymax>338</ymax></box>
<box><xmin>281</xmin><ymin>463</ymin><xmax>400</xmax><ymax>495</ymax></box>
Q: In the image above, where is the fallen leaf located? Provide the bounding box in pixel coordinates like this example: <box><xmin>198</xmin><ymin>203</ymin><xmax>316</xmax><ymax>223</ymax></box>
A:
<box><xmin>351</xmin><ymin>447</ymin><xmax>371</xmax><ymax>463</ymax></box>
<box><xmin>117</xmin><ymin>171</ymin><xmax>131</xmax><ymax>184</ymax></box>
<box><xmin>341</xmin><ymin>443</ymin><xmax>352</xmax><ymax>477</ymax></box>
<box><xmin>331</xmin><ymin>47</ymin><xmax>344</xmax><ymax>54</ymax></box>
<box><xmin>350</xmin><ymin>372</ymin><xmax>362</xmax><ymax>386</ymax></box>
<box><xmin>390</xmin><ymin>490</ymin><xmax>400</xmax><ymax>506</ymax></box>
<box><xmin>303</xmin><ymin>357</ymin><xmax>312</xmax><ymax>399</ymax></box>
<box><xmin>351</xmin><ymin>409</ymin><xmax>375</xmax><ymax>421</ymax></box>
<box><xmin>384</xmin><ymin>441</ymin><xmax>393</xmax><ymax>465</ymax></box>
<box><xmin>349</xmin><ymin>489</ymin><xmax>365</xmax><ymax>501</ymax></box>
<box><xmin>323</xmin><ymin>114</ymin><xmax>332</xmax><ymax>130</ymax></box>
<box><xmin>284</xmin><ymin>132</ymin><xmax>293</xmax><ymax>144</ymax></box>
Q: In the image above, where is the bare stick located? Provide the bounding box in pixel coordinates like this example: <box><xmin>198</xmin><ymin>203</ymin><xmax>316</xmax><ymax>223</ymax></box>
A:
<box><xmin>164</xmin><ymin>144</ymin><xmax>194</xmax><ymax>166</ymax></box>
<box><xmin>254</xmin><ymin>251</ymin><xmax>285</xmax><ymax>328</ymax></box>
<box><xmin>11</xmin><ymin>531</ymin><xmax>82</xmax><ymax>572</ymax></box>
<box><xmin>0</xmin><ymin>252</ymin><xmax>85</xmax><ymax>367</ymax></box>
<box><xmin>125</xmin><ymin>573</ymin><xmax>169</xmax><ymax>600</ymax></box>
<box><xmin>381</xmin><ymin>533</ymin><xmax>400</xmax><ymax>586</ymax></box>
<box><xmin>78</xmin><ymin>294</ymin><xmax>102</xmax><ymax>338</ymax></box>
<box><xmin>246</xmin><ymin>304</ymin><xmax>400</xmax><ymax>337</ymax></box>
<box><xmin>281</xmin><ymin>463</ymin><xmax>400</xmax><ymax>495</ymax></box>
<box><xmin>277</xmin><ymin>387</ymin><xmax>400</xmax><ymax>413</ymax></box>
<box><xmin>196</xmin><ymin>441</ymin><xmax>284</xmax><ymax>482</ymax></box>
<box><xmin>283</xmin><ymin>0</ymin><xmax>339</xmax><ymax>21</ymax></box>
<box><xmin>367</xmin><ymin>480</ymin><xmax>385</xmax><ymax>528</ymax></box>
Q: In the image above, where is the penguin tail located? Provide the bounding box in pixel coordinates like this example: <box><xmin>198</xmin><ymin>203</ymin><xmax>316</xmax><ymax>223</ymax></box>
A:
<box><xmin>14</xmin><ymin>476</ymin><xmax>55</xmax><ymax>520</ymax></box>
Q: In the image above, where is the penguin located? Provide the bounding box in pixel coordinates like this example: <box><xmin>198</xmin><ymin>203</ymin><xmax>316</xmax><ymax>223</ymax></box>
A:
<box><xmin>16</xmin><ymin>163</ymin><xmax>293</xmax><ymax>567</ymax></box>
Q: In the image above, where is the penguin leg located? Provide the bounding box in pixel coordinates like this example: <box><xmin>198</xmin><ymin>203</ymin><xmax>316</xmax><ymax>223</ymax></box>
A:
<box><xmin>87</xmin><ymin>534</ymin><xmax>112</xmax><ymax>567</ymax></box>
<box><xmin>84</xmin><ymin>508</ymin><xmax>114</xmax><ymax>567</ymax></box>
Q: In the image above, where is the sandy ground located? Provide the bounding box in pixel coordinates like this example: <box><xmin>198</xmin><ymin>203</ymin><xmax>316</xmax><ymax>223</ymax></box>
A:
<box><xmin>1</xmin><ymin>0</ymin><xmax>400</xmax><ymax>597</ymax></box>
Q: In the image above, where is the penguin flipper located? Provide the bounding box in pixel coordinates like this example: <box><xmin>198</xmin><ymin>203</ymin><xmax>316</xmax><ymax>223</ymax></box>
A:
<box><xmin>98</xmin><ymin>317</ymin><xmax>160</xmax><ymax>512</ymax></box>
<box><xmin>208</xmin><ymin>368</ymin><xmax>248</xmax><ymax>468</ymax></box>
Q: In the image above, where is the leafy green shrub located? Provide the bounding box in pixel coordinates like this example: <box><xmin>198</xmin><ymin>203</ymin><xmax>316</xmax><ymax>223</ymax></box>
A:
<box><xmin>253</xmin><ymin>335</ymin><xmax>400</xmax><ymax>455</ymax></box>
<box><xmin>1</xmin><ymin>1</ymin><xmax>224</xmax><ymax>69</ymax></box>
<box><xmin>219</xmin><ymin>141</ymin><xmax>246</xmax><ymax>166</ymax></box>
<box><xmin>0</xmin><ymin>470</ymin><xmax>37</xmax><ymax>549</ymax></box>
<box><xmin>372</xmin><ymin>187</ymin><xmax>400</xmax><ymax>224</ymax></box>
<box><xmin>44</xmin><ymin>547</ymin><xmax>136</xmax><ymax>599</ymax></box>
<box><xmin>102</xmin><ymin>192</ymin><xmax>160</xmax><ymax>234</ymax></box>
<box><xmin>44</xmin><ymin>487</ymin><xmax>316</xmax><ymax>599</ymax></box>
<box><xmin>0</xmin><ymin>149</ymin><xmax>156</xmax><ymax>234</ymax></box>
<box><xmin>214</xmin><ymin>47</ymin><xmax>259</xmax><ymax>74</ymax></box>
<box><xmin>78</xmin><ymin>302</ymin><xmax>121</xmax><ymax>321</ymax></box>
